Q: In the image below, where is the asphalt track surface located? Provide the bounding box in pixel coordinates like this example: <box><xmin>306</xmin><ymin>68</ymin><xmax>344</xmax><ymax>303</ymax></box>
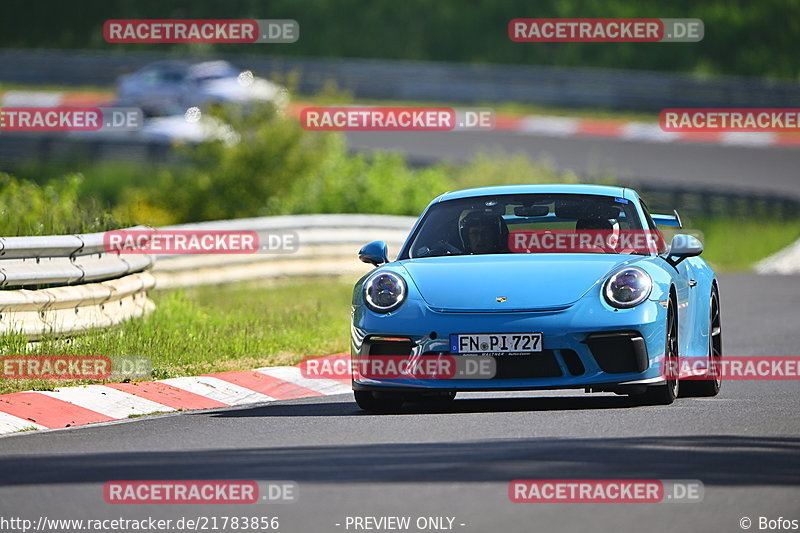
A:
<box><xmin>0</xmin><ymin>273</ymin><xmax>798</xmax><ymax>533</ymax></box>
<box><xmin>345</xmin><ymin>130</ymin><xmax>800</xmax><ymax>196</ymax></box>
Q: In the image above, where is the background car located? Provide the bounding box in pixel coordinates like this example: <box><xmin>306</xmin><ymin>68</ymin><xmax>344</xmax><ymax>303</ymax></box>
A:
<box><xmin>116</xmin><ymin>60</ymin><xmax>287</xmax><ymax>116</ymax></box>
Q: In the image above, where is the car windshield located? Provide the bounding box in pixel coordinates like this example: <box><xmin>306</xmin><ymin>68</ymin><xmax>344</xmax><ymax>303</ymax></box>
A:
<box><xmin>136</xmin><ymin>62</ymin><xmax>189</xmax><ymax>83</ymax></box>
<box><xmin>403</xmin><ymin>193</ymin><xmax>659</xmax><ymax>259</ymax></box>
<box><xmin>188</xmin><ymin>61</ymin><xmax>239</xmax><ymax>83</ymax></box>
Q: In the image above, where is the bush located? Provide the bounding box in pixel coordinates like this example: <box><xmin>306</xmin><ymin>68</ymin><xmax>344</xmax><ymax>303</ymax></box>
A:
<box><xmin>114</xmin><ymin>103</ymin><xmax>342</xmax><ymax>223</ymax></box>
<box><xmin>108</xmin><ymin>102</ymin><xmax>593</xmax><ymax>221</ymax></box>
<box><xmin>0</xmin><ymin>172</ymin><xmax>129</xmax><ymax>236</ymax></box>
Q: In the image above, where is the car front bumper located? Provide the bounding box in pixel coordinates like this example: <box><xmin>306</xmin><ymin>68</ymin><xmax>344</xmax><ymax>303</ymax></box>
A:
<box><xmin>351</xmin><ymin>297</ymin><xmax>669</xmax><ymax>392</ymax></box>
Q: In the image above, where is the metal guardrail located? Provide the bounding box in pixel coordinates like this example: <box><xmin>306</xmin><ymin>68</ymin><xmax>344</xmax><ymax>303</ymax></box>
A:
<box><xmin>0</xmin><ymin>226</ymin><xmax>154</xmax><ymax>288</ymax></box>
<box><xmin>0</xmin><ymin>273</ymin><xmax>155</xmax><ymax>339</ymax></box>
<box><xmin>152</xmin><ymin>214</ymin><xmax>415</xmax><ymax>288</ymax></box>
<box><xmin>0</xmin><ymin>226</ymin><xmax>156</xmax><ymax>339</ymax></box>
<box><xmin>1</xmin><ymin>49</ymin><xmax>799</xmax><ymax>111</ymax></box>
<box><xmin>0</xmin><ymin>215</ymin><xmax>416</xmax><ymax>338</ymax></box>
<box><xmin>628</xmin><ymin>182</ymin><xmax>800</xmax><ymax>220</ymax></box>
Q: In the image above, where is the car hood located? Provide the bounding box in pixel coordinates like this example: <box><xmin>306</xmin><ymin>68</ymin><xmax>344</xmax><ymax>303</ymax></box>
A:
<box><xmin>400</xmin><ymin>254</ymin><xmax>641</xmax><ymax>311</ymax></box>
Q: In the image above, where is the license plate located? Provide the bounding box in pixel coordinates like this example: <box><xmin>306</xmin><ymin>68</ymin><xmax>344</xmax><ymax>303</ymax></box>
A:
<box><xmin>450</xmin><ymin>333</ymin><xmax>543</xmax><ymax>354</ymax></box>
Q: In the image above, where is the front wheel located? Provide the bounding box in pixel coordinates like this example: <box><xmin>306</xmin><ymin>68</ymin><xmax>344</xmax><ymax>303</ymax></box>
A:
<box><xmin>680</xmin><ymin>286</ymin><xmax>722</xmax><ymax>397</ymax></box>
<box><xmin>633</xmin><ymin>295</ymin><xmax>679</xmax><ymax>405</ymax></box>
<box><xmin>354</xmin><ymin>390</ymin><xmax>405</xmax><ymax>413</ymax></box>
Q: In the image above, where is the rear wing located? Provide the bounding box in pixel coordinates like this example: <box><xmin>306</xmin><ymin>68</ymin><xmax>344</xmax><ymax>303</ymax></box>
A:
<box><xmin>651</xmin><ymin>210</ymin><xmax>683</xmax><ymax>228</ymax></box>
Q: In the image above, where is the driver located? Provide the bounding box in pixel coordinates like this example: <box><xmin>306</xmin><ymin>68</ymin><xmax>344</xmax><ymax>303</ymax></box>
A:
<box><xmin>575</xmin><ymin>217</ymin><xmax>621</xmax><ymax>252</ymax></box>
<box><xmin>459</xmin><ymin>210</ymin><xmax>509</xmax><ymax>254</ymax></box>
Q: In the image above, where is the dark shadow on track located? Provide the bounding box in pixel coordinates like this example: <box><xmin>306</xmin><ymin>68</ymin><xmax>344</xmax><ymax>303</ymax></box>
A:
<box><xmin>206</xmin><ymin>394</ymin><xmax>641</xmax><ymax>418</ymax></box>
<box><xmin>1</xmin><ymin>432</ymin><xmax>798</xmax><ymax>487</ymax></box>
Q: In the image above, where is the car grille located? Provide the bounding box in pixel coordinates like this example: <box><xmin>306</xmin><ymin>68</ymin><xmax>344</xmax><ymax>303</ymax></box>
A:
<box><xmin>560</xmin><ymin>349</ymin><xmax>586</xmax><ymax>376</ymax></box>
<box><xmin>367</xmin><ymin>339</ymin><xmax>415</xmax><ymax>356</ymax></box>
<box><xmin>490</xmin><ymin>350</ymin><xmax>563</xmax><ymax>379</ymax></box>
<box><xmin>584</xmin><ymin>331</ymin><xmax>649</xmax><ymax>373</ymax></box>
<box><xmin>369</xmin><ymin>347</ymin><xmax>583</xmax><ymax>380</ymax></box>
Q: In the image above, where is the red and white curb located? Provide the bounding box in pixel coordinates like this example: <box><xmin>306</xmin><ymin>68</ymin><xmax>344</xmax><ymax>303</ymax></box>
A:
<box><xmin>494</xmin><ymin>113</ymin><xmax>800</xmax><ymax>148</ymax></box>
<box><xmin>0</xmin><ymin>90</ymin><xmax>114</xmax><ymax>108</ymax></box>
<box><xmin>287</xmin><ymin>103</ymin><xmax>800</xmax><ymax>148</ymax></box>
<box><xmin>4</xmin><ymin>91</ymin><xmax>797</xmax><ymax>149</ymax></box>
<box><xmin>0</xmin><ymin>354</ymin><xmax>351</xmax><ymax>436</ymax></box>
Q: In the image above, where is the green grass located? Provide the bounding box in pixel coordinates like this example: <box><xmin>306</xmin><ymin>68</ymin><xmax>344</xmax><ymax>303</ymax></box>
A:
<box><xmin>0</xmin><ymin>277</ymin><xmax>355</xmax><ymax>395</ymax></box>
<box><xmin>691</xmin><ymin>218</ymin><xmax>800</xmax><ymax>273</ymax></box>
<box><xmin>128</xmin><ymin>411</ymin><xmax>174</xmax><ymax>419</ymax></box>
<box><xmin>12</xmin><ymin>426</ymin><xmax>39</xmax><ymax>433</ymax></box>
<box><xmin>0</xmin><ymin>172</ymin><xmax>131</xmax><ymax>236</ymax></box>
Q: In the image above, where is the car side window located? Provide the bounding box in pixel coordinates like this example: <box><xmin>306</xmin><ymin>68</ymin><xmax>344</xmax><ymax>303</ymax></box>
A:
<box><xmin>639</xmin><ymin>200</ymin><xmax>657</xmax><ymax>230</ymax></box>
<box><xmin>139</xmin><ymin>70</ymin><xmax>159</xmax><ymax>85</ymax></box>
<box><xmin>639</xmin><ymin>200</ymin><xmax>668</xmax><ymax>254</ymax></box>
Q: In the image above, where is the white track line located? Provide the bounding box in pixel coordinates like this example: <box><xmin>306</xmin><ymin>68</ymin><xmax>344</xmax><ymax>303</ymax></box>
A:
<box><xmin>160</xmin><ymin>375</ymin><xmax>275</xmax><ymax>405</ymax></box>
<box><xmin>621</xmin><ymin>122</ymin><xmax>679</xmax><ymax>143</ymax></box>
<box><xmin>517</xmin><ymin>116</ymin><xmax>580</xmax><ymax>136</ymax></box>
<box><xmin>256</xmin><ymin>366</ymin><xmax>352</xmax><ymax>395</ymax></box>
<box><xmin>1</xmin><ymin>90</ymin><xmax>63</xmax><ymax>107</ymax></box>
<box><xmin>37</xmin><ymin>385</ymin><xmax>174</xmax><ymax>418</ymax></box>
<box><xmin>720</xmin><ymin>132</ymin><xmax>777</xmax><ymax>147</ymax></box>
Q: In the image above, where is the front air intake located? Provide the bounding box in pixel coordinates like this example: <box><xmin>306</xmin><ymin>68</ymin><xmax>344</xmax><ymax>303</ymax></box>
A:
<box><xmin>583</xmin><ymin>331</ymin><xmax>649</xmax><ymax>373</ymax></box>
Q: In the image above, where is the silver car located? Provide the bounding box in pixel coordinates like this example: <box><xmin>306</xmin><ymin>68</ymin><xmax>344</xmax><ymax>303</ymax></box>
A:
<box><xmin>116</xmin><ymin>60</ymin><xmax>287</xmax><ymax>116</ymax></box>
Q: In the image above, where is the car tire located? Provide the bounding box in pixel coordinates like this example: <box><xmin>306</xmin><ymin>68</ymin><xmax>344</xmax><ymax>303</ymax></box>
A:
<box><xmin>680</xmin><ymin>286</ymin><xmax>722</xmax><ymax>397</ymax></box>
<box><xmin>354</xmin><ymin>390</ymin><xmax>405</xmax><ymax>413</ymax></box>
<box><xmin>633</xmin><ymin>295</ymin><xmax>679</xmax><ymax>406</ymax></box>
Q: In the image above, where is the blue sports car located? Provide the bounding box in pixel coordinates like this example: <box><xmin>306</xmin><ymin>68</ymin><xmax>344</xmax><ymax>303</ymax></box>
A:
<box><xmin>351</xmin><ymin>184</ymin><xmax>722</xmax><ymax>412</ymax></box>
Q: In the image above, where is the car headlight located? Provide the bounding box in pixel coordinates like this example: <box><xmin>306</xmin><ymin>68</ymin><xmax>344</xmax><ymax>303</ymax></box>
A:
<box><xmin>603</xmin><ymin>267</ymin><xmax>652</xmax><ymax>308</ymax></box>
<box><xmin>364</xmin><ymin>271</ymin><xmax>407</xmax><ymax>313</ymax></box>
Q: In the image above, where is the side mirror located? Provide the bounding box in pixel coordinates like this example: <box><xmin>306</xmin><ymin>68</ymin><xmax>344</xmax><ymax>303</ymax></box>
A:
<box><xmin>358</xmin><ymin>241</ymin><xmax>389</xmax><ymax>267</ymax></box>
<box><xmin>666</xmin><ymin>234</ymin><xmax>703</xmax><ymax>266</ymax></box>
